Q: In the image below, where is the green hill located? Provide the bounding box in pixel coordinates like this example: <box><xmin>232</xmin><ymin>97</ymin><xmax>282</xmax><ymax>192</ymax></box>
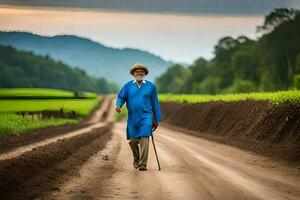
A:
<box><xmin>0</xmin><ymin>44</ymin><xmax>118</xmax><ymax>94</ymax></box>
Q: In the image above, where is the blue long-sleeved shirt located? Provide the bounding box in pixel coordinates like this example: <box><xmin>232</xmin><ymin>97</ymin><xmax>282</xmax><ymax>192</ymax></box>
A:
<box><xmin>116</xmin><ymin>79</ymin><xmax>162</xmax><ymax>139</ymax></box>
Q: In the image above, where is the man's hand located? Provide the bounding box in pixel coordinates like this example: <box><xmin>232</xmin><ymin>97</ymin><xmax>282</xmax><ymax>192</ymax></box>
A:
<box><xmin>116</xmin><ymin>106</ymin><xmax>122</xmax><ymax>113</ymax></box>
<box><xmin>152</xmin><ymin>121</ymin><xmax>158</xmax><ymax>131</ymax></box>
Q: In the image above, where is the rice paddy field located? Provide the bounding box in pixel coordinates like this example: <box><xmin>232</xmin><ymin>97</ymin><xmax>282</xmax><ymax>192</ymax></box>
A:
<box><xmin>158</xmin><ymin>89</ymin><xmax>300</xmax><ymax>104</ymax></box>
<box><xmin>0</xmin><ymin>88</ymin><xmax>100</xmax><ymax>137</ymax></box>
<box><xmin>0</xmin><ymin>99</ymin><xmax>99</xmax><ymax>116</ymax></box>
<box><xmin>0</xmin><ymin>113</ymin><xmax>77</xmax><ymax>137</ymax></box>
<box><xmin>0</xmin><ymin>88</ymin><xmax>97</xmax><ymax>99</ymax></box>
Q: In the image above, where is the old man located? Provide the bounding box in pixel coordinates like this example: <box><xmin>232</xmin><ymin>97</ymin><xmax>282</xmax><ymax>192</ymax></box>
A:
<box><xmin>115</xmin><ymin>63</ymin><xmax>162</xmax><ymax>171</ymax></box>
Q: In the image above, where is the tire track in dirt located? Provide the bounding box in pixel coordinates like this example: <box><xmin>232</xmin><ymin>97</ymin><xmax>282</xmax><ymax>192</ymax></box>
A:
<box><xmin>0</xmin><ymin>122</ymin><xmax>107</xmax><ymax>160</ymax></box>
<box><xmin>44</xmin><ymin>119</ymin><xmax>300</xmax><ymax>200</ymax></box>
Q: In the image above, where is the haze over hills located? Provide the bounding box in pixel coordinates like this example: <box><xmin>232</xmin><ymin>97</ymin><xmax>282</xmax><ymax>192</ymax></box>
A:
<box><xmin>0</xmin><ymin>31</ymin><xmax>173</xmax><ymax>86</ymax></box>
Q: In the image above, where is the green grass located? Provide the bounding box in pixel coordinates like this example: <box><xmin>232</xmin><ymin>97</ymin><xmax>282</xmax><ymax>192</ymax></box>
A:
<box><xmin>0</xmin><ymin>113</ymin><xmax>77</xmax><ymax>137</ymax></box>
<box><xmin>0</xmin><ymin>88</ymin><xmax>74</xmax><ymax>98</ymax></box>
<box><xmin>158</xmin><ymin>89</ymin><xmax>300</xmax><ymax>104</ymax></box>
<box><xmin>0</xmin><ymin>88</ymin><xmax>100</xmax><ymax>138</ymax></box>
<box><xmin>0</xmin><ymin>88</ymin><xmax>97</xmax><ymax>99</ymax></box>
<box><xmin>82</xmin><ymin>91</ymin><xmax>97</xmax><ymax>98</ymax></box>
<box><xmin>0</xmin><ymin>98</ymin><xmax>100</xmax><ymax>116</ymax></box>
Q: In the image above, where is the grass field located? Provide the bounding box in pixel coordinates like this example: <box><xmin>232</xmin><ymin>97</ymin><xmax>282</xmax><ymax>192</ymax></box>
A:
<box><xmin>0</xmin><ymin>88</ymin><xmax>73</xmax><ymax>98</ymax></box>
<box><xmin>0</xmin><ymin>113</ymin><xmax>78</xmax><ymax>137</ymax></box>
<box><xmin>0</xmin><ymin>88</ymin><xmax>99</xmax><ymax>116</ymax></box>
<box><xmin>0</xmin><ymin>99</ymin><xmax>100</xmax><ymax>116</ymax></box>
<box><xmin>158</xmin><ymin>90</ymin><xmax>300</xmax><ymax>104</ymax></box>
<box><xmin>0</xmin><ymin>88</ymin><xmax>100</xmax><ymax>137</ymax></box>
<box><xmin>0</xmin><ymin>88</ymin><xmax>97</xmax><ymax>99</ymax></box>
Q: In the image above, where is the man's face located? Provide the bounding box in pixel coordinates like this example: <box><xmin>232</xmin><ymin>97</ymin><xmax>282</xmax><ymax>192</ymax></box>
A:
<box><xmin>134</xmin><ymin>69</ymin><xmax>145</xmax><ymax>81</ymax></box>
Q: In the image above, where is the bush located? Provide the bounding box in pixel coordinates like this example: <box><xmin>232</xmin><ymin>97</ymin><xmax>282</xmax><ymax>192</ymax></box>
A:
<box><xmin>292</xmin><ymin>74</ymin><xmax>300</xmax><ymax>89</ymax></box>
<box><xmin>226</xmin><ymin>79</ymin><xmax>257</xmax><ymax>93</ymax></box>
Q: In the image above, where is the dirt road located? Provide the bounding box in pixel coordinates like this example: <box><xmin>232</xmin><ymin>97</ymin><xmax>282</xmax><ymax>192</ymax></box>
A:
<box><xmin>1</xmin><ymin>96</ymin><xmax>299</xmax><ymax>200</ymax></box>
<box><xmin>45</xmin><ymin>101</ymin><xmax>300</xmax><ymax>200</ymax></box>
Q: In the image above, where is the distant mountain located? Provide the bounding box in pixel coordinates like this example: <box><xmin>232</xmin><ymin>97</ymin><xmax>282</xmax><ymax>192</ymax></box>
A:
<box><xmin>0</xmin><ymin>31</ymin><xmax>173</xmax><ymax>86</ymax></box>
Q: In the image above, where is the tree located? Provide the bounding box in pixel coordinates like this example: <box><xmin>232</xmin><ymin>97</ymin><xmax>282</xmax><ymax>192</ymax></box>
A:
<box><xmin>155</xmin><ymin>64</ymin><xmax>188</xmax><ymax>93</ymax></box>
<box><xmin>231</xmin><ymin>50</ymin><xmax>259</xmax><ymax>84</ymax></box>
<box><xmin>257</xmin><ymin>8</ymin><xmax>299</xmax><ymax>33</ymax></box>
<box><xmin>197</xmin><ymin>76</ymin><xmax>221</xmax><ymax>94</ymax></box>
<box><xmin>181</xmin><ymin>57</ymin><xmax>210</xmax><ymax>93</ymax></box>
<box><xmin>154</xmin><ymin>8</ymin><xmax>300</xmax><ymax>94</ymax></box>
<box><xmin>259</xmin><ymin>9</ymin><xmax>300</xmax><ymax>88</ymax></box>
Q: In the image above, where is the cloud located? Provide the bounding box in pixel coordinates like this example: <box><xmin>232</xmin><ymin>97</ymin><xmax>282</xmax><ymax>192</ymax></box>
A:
<box><xmin>0</xmin><ymin>0</ymin><xmax>299</xmax><ymax>15</ymax></box>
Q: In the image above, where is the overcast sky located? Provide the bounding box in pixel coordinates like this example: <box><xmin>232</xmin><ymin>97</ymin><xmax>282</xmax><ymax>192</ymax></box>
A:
<box><xmin>0</xmin><ymin>0</ymin><xmax>299</xmax><ymax>15</ymax></box>
<box><xmin>0</xmin><ymin>1</ymin><xmax>299</xmax><ymax>63</ymax></box>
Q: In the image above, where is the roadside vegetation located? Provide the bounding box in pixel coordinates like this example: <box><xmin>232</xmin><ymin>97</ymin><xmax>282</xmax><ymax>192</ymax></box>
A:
<box><xmin>159</xmin><ymin>89</ymin><xmax>300</xmax><ymax>104</ymax></box>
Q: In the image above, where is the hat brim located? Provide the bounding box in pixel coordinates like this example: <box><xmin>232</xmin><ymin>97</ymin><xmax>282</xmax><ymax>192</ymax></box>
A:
<box><xmin>130</xmin><ymin>67</ymin><xmax>149</xmax><ymax>75</ymax></box>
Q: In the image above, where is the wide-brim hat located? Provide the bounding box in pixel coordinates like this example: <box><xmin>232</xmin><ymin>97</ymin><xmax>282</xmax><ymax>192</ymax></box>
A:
<box><xmin>130</xmin><ymin>63</ymin><xmax>149</xmax><ymax>75</ymax></box>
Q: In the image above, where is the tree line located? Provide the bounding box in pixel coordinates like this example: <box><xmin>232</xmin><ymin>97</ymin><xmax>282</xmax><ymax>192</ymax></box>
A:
<box><xmin>0</xmin><ymin>45</ymin><xmax>119</xmax><ymax>94</ymax></box>
<box><xmin>155</xmin><ymin>8</ymin><xmax>300</xmax><ymax>94</ymax></box>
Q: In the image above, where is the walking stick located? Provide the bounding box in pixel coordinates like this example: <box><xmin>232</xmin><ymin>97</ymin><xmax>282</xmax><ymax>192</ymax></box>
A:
<box><xmin>151</xmin><ymin>125</ymin><xmax>161</xmax><ymax>170</ymax></box>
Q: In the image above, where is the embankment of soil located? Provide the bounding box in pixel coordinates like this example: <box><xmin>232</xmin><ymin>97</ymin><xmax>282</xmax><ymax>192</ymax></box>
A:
<box><xmin>160</xmin><ymin>100</ymin><xmax>300</xmax><ymax>165</ymax></box>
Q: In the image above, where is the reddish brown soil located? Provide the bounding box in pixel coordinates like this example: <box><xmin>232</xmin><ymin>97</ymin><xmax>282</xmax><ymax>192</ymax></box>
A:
<box><xmin>0</xmin><ymin>96</ymin><xmax>113</xmax><ymax>199</ymax></box>
<box><xmin>0</xmin><ymin>123</ymin><xmax>91</xmax><ymax>153</ymax></box>
<box><xmin>160</xmin><ymin>100</ymin><xmax>300</xmax><ymax>164</ymax></box>
<box><xmin>0</xmin><ymin>124</ymin><xmax>112</xmax><ymax>199</ymax></box>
